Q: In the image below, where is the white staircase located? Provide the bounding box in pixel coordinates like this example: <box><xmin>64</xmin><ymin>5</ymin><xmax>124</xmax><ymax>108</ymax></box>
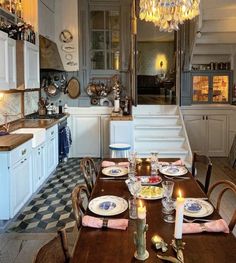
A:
<box><xmin>132</xmin><ymin>105</ymin><xmax>192</xmax><ymax>167</ymax></box>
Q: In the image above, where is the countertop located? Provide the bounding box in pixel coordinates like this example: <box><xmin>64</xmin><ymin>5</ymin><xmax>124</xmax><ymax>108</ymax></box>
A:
<box><xmin>0</xmin><ymin>114</ymin><xmax>68</xmax><ymax>152</ymax></box>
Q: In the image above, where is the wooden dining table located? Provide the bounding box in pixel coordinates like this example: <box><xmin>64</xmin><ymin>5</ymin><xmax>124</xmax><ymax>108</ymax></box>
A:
<box><xmin>71</xmin><ymin>159</ymin><xmax>236</xmax><ymax>263</ymax></box>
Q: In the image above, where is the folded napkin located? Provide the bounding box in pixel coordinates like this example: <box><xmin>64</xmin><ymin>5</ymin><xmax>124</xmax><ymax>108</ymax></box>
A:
<box><xmin>183</xmin><ymin>219</ymin><xmax>229</xmax><ymax>234</ymax></box>
<box><xmin>159</xmin><ymin>159</ymin><xmax>185</xmax><ymax>166</ymax></box>
<box><xmin>82</xmin><ymin>215</ymin><xmax>129</xmax><ymax>230</ymax></box>
<box><xmin>101</xmin><ymin>161</ymin><xmax>129</xmax><ymax>168</ymax></box>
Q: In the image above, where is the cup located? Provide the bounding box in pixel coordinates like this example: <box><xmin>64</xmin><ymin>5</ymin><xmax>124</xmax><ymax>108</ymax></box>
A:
<box><xmin>129</xmin><ymin>197</ymin><xmax>137</xmax><ymax>219</ymax></box>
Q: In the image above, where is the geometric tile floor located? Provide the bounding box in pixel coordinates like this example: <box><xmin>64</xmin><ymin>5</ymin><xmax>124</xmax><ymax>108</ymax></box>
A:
<box><xmin>7</xmin><ymin>158</ymin><xmax>91</xmax><ymax>233</ymax></box>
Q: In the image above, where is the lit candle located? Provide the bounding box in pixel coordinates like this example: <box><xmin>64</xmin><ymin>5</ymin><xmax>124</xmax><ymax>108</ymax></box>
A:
<box><xmin>174</xmin><ymin>190</ymin><xmax>185</xmax><ymax>239</ymax></box>
<box><xmin>137</xmin><ymin>200</ymin><xmax>146</xmax><ymax>219</ymax></box>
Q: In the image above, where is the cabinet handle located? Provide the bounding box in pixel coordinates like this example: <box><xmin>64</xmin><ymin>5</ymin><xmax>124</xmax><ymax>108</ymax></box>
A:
<box><xmin>206</xmin><ymin>115</ymin><xmax>208</xmax><ymax>120</ymax></box>
<box><xmin>21</xmin><ymin>149</ymin><xmax>27</xmax><ymax>155</ymax></box>
<box><xmin>202</xmin><ymin>116</ymin><xmax>205</xmax><ymax>120</ymax></box>
<box><xmin>51</xmin><ymin>131</ymin><xmax>54</xmax><ymax>135</ymax></box>
<box><xmin>51</xmin><ymin>138</ymin><xmax>54</xmax><ymax>141</ymax></box>
<box><xmin>21</xmin><ymin>159</ymin><xmax>24</xmax><ymax>164</ymax></box>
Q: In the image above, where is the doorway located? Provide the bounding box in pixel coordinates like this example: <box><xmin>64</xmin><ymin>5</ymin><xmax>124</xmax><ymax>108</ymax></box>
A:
<box><xmin>136</xmin><ymin>19</ymin><xmax>176</xmax><ymax>105</ymax></box>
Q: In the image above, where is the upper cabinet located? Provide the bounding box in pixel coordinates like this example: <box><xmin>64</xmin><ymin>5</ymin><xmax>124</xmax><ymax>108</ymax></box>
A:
<box><xmin>0</xmin><ymin>31</ymin><xmax>9</xmax><ymax>90</ymax></box>
<box><xmin>54</xmin><ymin>0</ymin><xmax>79</xmax><ymax>71</ymax></box>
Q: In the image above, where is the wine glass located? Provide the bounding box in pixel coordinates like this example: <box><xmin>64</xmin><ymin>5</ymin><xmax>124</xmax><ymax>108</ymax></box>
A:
<box><xmin>161</xmin><ymin>197</ymin><xmax>175</xmax><ymax>223</ymax></box>
<box><xmin>130</xmin><ymin>177</ymin><xmax>142</xmax><ymax>199</ymax></box>
<box><xmin>150</xmin><ymin>152</ymin><xmax>159</xmax><ymax>176</ymax></box>
<box><xmin>128</xmin><ymin>151</ymin><xmax>137</xmax><ymax>174</ymax></box>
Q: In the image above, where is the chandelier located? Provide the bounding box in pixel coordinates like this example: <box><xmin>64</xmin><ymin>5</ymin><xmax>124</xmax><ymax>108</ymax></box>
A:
<box><xmin>139</xmin><ymin>0</ymin><xmax>200</xmax><ymax>32</ymax></box>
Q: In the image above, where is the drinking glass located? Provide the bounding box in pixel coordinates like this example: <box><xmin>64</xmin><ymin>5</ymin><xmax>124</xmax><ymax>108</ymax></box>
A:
<box><xmin>150</xmin><ymin>152</ymin><xmax>159</xmax><ymax>176</ymax></box>
<box><xmin>162</xmin><ymin>180</ymin><xmax>174</xmax><ymax>199</ymax></box>
<box><xmin>161</xmin><ymin>197</ymin><xmax>175</xmax><ymax>223</ymax></box>
<box><xmin>128</xmin><ymin>151</ymin><xmax>137</xmax><ymax>175</ymax></box>
<box><xmin>130</xmin><ymin>177</ymin><xmax>142</xmax><ymax>199</ymax></box>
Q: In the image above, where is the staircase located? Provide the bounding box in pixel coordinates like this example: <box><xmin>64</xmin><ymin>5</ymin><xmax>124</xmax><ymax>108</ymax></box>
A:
<box><xmin>191</xmin><ymin>0</ymin><xmax>236</xmax><ymax>66</ymax></box>
<box><xmin>132</xmin><ymin>105</ymin><xmax>192</xmax><ymax>167</ymax></box>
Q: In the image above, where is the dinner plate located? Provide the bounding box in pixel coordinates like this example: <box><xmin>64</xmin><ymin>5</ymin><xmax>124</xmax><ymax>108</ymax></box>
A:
<box><xmin>184</xmin><ymin>198</ymin><xmax>214</xmax><ymax>218</ymax></box>
<box><xmin>159</xmin><ymin>165</ymin><xmax>188</xmax><ymax>177</ymax></box>
<box><xmin>102</xmin><ymin>166</ymin><xmax>128</xmax><ymax>177</ymax></box>
<box><xmin>137</xmin><ymin>176</ymin><xmax>162</xmax><ymax>185</ymax></box>
<box><xmin>88</xmin><ymin>195</ymin><xmax>128</xmax><ymax>216</ymax></box>
<box><xmin>137</xmin><ymin>186</ymin><xmax>164</xmax><ymax>200</ymax></box>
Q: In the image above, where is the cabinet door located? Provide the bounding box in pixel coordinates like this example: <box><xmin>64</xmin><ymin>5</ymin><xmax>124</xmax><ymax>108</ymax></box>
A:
<box><xmin>10</xmin><ymin>156</ymin><xmax>32</xmax><ymax>217</ymax></box>
<box><xmin>33</xmin><ymin>144</ymin><xmax>46</xmax><ymax>191</ymax></box>
<box><xmin>101</xmin><ymin>116</ymin><xmax>110</xmax><ymax>158</ymax></box>
<box><xmin>184</xmin><ymin>115</ymin><xmax>206</xmax><ymax>155</ymax></box>
<box><xmin>41</xmin><ymin>0</ymin><xmax>55</xmax><ymax>11</ymax></box>
<box><xmin>207</xmin><ymin>115</ymin><xmax>227</xmax><ymax>156</ymax></box>
<box><xmin>192</xmin><ymin>75</ymin><xmax>210</xmax><ymax>103</ymax></box>
<box><xmin>47</xmin><ymin>136</ymin><xmax>58</xmax><ymax>175</ymax></box>
<box><xmin>71</xmin><ymin>116</ymin><xmax>100</xmax><ymax>157</ymax></box>
<box><xmin>0</xmin><ymin>31</ymin><xmax>9</xmax><ymax>90</ymax></box>
<box><xmin>8</xmin><ymin>38</ymin><xmax>16</xmax><ymax>89</ymax></box>
<box><xmin>24</xmin><ymin>42</ymin><xmax>40</xmax><ymax>89</ymax></box>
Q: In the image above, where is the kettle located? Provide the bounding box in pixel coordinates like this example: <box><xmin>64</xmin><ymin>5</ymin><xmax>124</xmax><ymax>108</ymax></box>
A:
<box><xmin>46</xmin><ymin>103</ymin><xmax>56</xmax><ymax>115</ymax></box>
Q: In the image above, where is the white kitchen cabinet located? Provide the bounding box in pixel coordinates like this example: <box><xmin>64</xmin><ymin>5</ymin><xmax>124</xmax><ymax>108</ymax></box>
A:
<box><xmin>33</xmin><ymin>142</ymin><xmax>46</xmax><ymax>192</ymax></box>
<box><xmin>0</xmin><ymin>140</ymin><xmax>32</xmax><ymax>220</ymax></box>
<box><xmin>101</xmin><ymin>116</ymin><xmax>110</xmax><ymax>158</ymax></box>
<box><xmin>184</xmin><ymin>114</ymin><xmax>227</xmax><ymax>156</ymax></box>
<box><xmin>40</xmin><ymin>0</ymin><xmax>55</xmax><ymax>11</ymax></box>
<box><xmin>46</xmin><ymin>125</ymin><xmax>58</xmax><ymax>175</ymax></box>
<box><xmin>0</xmin><ymin>31</ymin><xmax>9</xmax><ymax>90</ymax></box>
<box><xmin>70</xmin><ymin>115</ymin><xmax>100</xmax><ymax>157</ymax></box>
<box><xmin>11</xmin><ymin>154</ymin><xmax>32</xmax><ymax>217</ymax></box>
<box><xmin>110</xmin><ymin>121</ymin><xmax>134</xmax><ymax>150</ymax></box>
<box><xmin>38</xmin><ymin>0</ymin><xmax>55</xmax><ymax>41</ymax></box>
<box><xmin>8</xmin><ymin>37</ymin><xmax>16</xmax><ymax>89</ymax></box>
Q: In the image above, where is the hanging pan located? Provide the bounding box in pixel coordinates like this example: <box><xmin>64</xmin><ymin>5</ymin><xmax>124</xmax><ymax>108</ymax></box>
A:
<box><xmin>66</xmin><ymin>77</ymin><xmax>81</xmax><ymax>99</ymax></box>
<box><xmin>44</xmin><ymin>83</ymin><xmax>59</xmax><ymax>97</ymax></box>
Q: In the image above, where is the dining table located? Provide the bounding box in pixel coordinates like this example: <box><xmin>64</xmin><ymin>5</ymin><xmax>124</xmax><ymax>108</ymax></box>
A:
<box><xmin>71</xmin><ymin>158</ymin><xmax>236</xmax><ymax>263</ymax></box>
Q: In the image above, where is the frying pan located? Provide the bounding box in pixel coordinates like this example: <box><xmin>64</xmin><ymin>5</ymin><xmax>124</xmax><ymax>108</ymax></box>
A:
<box><xmin>66</xmin><ymin>77</ymin><xmax>81</xmax><ymax>99</ymax></box>
<box><xmin>44</xmin><ymin>83</ymin><xmax>59</xmax><ymax>97</ymax></box>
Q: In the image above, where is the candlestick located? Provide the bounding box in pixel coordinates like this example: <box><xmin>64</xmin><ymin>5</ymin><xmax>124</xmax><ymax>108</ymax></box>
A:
<box><xmin>174</xmin><ymin>190</ymin><xmax>185</xmax><ymax>239</ymax></box>
<box><xmin>134</xmin><ymin>218</ymin><xmax>149</xmax><ymax>260</ymax></box>
<box><xmin>137</xmin><ymin>200</ymin><xmax>146</xmax><ymax>219</ymax></box>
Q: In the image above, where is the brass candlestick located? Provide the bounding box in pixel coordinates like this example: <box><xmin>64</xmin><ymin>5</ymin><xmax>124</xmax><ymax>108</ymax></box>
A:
<box><xmin>134</xmin><ymin>218</ymin><xmax>149</xmax><ymax>261</ymax></box>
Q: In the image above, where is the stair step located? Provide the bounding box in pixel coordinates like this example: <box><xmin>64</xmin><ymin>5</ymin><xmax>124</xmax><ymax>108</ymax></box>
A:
<box><xmin>136</xmin><ymin>137</ymin><xmax>185</xmax><ymax>142</ymax></box>
<box><xmin>135</xmin><ymin>125</ymin><xmax>182</xmax><ymax>130</ymax></box>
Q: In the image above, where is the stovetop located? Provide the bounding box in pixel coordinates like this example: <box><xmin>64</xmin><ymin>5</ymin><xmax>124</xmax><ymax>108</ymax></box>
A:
<box><xmin>25</xmin><ymin>113</ymin><xmax>66</xmax><ymax>120</ymax></box>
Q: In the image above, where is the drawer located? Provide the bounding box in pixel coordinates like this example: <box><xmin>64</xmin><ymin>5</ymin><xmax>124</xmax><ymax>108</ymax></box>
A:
<box><xmin>46</xmin><ymin>124</ymin><xmax>58</xmax><ymax>140</ymax></box>
<box><xmin>9</xmin><ymin>140</ymin><xmax>32</xmax><ymax>165</ymax></box>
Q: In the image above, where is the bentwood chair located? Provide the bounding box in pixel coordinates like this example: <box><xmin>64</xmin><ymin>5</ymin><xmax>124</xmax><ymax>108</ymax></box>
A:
<box><xmin>80</xmin><ymin>157</ymin><xmax>98</xmax><ymax>194</ymax></box>
<box><xmin>33</xmin><ymin>228</ymin><xmax>70</xmax><ymax>263</ymax></box>
<box><xmin>192</xmin><ymin>152</ymin><xmax>213</xmax><ymax>193</ymax></box>
<box><xmin>72</xmin><ymin>185</ymin><xmax>90</xmax><ymax>230</ymax></box>
<box><xmin>207</xmin><ymin>180</ymin><xmax>236</xmax><ymax>231</ymax></box>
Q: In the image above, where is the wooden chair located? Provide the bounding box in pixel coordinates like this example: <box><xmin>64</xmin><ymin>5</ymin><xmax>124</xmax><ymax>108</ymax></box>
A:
<box><xmin>192</xmin><ymin>152</ymin><xmax>213</xmax><ymax>193</ymax></box>
<box><xmin>207</xmin><ymin>180</ymin><xmax>236</xmax><ymax>231</ymax></box>
<box><xmin>33</xmin><ymin>228</ymin><xmax>70</xmax><ymax>263</ymax></box>
<box><xmin>80</xmin><ymin>157</ymin><xmax>98</xmax><ymax>194</ymax></box>
<box><xmin>72</xmin><ymin>184</ymin><xmax>90</xmax><ymax>230</ymax></box>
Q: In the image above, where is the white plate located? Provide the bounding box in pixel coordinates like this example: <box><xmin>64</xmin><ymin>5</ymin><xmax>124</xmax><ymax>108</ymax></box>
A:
<box><xmin>137</xmin><ymin>186</ymin><xmax>164</xmax><ymax>200</ymax></box>
<box><xmin>137</xmin><ymin>176</ymin><xmax>162</xmax><ymax>185</ymax></box>
<box><xmin>184</xmin><ymin>198</ymin><xmax>214</xmax><ymax>218</ymax></box>
<box><xmin>102</xmin><ymin>166</ymin><xmax>128</xmax><ymax>177</ymax></box>
<box><xmin>88</xmin><ymin>195</ymin><xmax>128</xmax><ymax>216</ymax></box>
<box><xmin>159</xmin><ymin>165</ymin><xmax>188</xmax><ymax>177</ymax></box>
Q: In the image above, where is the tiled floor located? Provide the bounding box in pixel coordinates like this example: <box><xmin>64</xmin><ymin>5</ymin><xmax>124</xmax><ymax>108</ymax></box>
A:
<box><xmin>7</xmin><ymin>158</ymin><xmax>85</xmax><ymax>233</ymax></box>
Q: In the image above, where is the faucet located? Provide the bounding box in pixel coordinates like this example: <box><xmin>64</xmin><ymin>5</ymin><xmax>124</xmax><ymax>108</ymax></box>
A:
<box><xmin>1</xmin><ymin>112</ymin><xmax>24</xmax><ymax>133</ymax></box>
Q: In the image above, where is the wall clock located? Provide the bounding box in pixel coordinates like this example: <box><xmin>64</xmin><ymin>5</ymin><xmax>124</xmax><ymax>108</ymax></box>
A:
<box><xmin>59</xmin><ymin>30</ymin><xmax>73</xmax><ymax>43</ymax></box>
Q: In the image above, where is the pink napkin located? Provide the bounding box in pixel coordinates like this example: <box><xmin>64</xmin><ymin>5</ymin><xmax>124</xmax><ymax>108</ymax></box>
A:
<box><xmin>183</xmin><ymin>219</ymin><xmax>229</xmax><ymax>234</ymax></box>
<box><xmin>101</xmin><ymin>161</ymin><xmax>129</xmax><ymax>168</ymax></box>
<box><xmin>82</xmin><ymin>215</ymin><xmax>129</xmax><ymax>230</ymax></box>
<box><xmin>159</xmin><ymin>159</ymin><xmax>184</xmax><ymax>166</ymax></box>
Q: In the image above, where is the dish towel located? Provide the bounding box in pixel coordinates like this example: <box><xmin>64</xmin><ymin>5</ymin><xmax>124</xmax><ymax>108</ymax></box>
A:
<box><xmin>101</xmin><ymin>161</ymin><xmax>129</xmax><ymax>168</ymax></box>
<box><xmin>183</xmin><ymin>219</ymin><xmax>229</xmax><ymax>234</ymax></box>
<box><xmin>82</xmin><ymin>215</ymin><xmax>129</xmax><ymax>230</ymax></box>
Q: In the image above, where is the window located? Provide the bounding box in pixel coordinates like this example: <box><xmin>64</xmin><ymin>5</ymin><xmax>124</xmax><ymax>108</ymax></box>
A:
<box><xmin>90</xmin><ymin>10</ymin><xmax>120</xmax><ymax>71</ymax></box>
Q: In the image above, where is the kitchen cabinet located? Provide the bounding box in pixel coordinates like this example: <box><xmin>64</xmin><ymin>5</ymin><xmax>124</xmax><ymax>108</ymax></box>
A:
<box><xmin>46</xmin><ymin>124</ymin><xmax>58</xmax><ymax>175</ymax></box>
<box><xmin>38</xmin><ymin>0</ymin><xmax>55</xmax><ymax>41</ymax></box>
<box><xmin>8</xmin><ymin>37</ymin><xmax>16</xmax><ymax>89</ymax></box>
<box><xmin>184</xmin><ymin>114</ymin><xmax>227</xmax><ymax>156</ymax></box>
<box><xmin>33</xmin><ymin>142</ymin><xmax>46</xmax><ymax>192</ymax></box>
<box><xmin>0</xmin><ymin>140</ymin><xmax>32</xmax><ymax>220</ymax></box>
<box><xmin>16</xmin><ymin>41</ymin><xmax>40</xmax><ymax>89</ymax></box>
<box><xmin>0</xmin><ymin>31</ymin><xmax>9</xmax><ymax>90</ymax></box>
<box><xmin>191</xmin><ymin>71</ymin><xmax>232</xmax><ymax>104</ymax></box>
<box><xmin>40</xmin><ymin>0</ymin><xmax>55</xmax><ymax>11</ymax></box>
<box><xmin>70</xmin><ymin>115</ymin><xmax>100</xmax><ymax>157</ymax></box>
<box><xmin>101</xmin><ymin>115</ymin><xmax>110</xmax><ymax>157</ymax></box>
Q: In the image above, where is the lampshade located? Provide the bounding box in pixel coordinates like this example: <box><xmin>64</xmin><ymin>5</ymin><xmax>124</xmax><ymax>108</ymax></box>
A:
<box><xmin>139</xmin><ymin>0</ymin><xmax>200</xmax><ymax>32</ymax></box>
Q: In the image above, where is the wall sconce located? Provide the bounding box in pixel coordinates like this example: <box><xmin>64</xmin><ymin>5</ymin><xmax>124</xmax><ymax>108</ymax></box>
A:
<box><xmin>160</xmin><ymin>61</ymin><xmax>163</xmax><ymax>69</ymax></box>
<box><xmin>0</xmin><ymin>93</ymin><xmax>4</xmax><ymax>101</ymax></box>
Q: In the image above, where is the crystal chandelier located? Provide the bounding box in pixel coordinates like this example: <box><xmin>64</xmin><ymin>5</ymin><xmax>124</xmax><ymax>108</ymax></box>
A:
<box><xmin>139</xmin><ymin>0</ymin><xmax>200</xmax><ymax>32</ymax></box>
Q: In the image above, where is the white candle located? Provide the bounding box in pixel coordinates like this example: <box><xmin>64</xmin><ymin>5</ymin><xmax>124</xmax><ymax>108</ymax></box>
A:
<box><xmin>114</xmin><ymin>99</ymin><xmax>120</xmax><ymax>112</ymax></box>
<box><xmin>174</xmin><ymin>190</ymin><xmax>185</xmax><ymax>239</ymax></box>
<box><xmin>137</xmin><ymin>200</ymin><xmax>146</xmax><ymax>219</ymax></box>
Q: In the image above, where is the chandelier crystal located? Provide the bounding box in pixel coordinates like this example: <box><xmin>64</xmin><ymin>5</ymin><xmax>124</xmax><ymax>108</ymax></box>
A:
<box><xmin>139</xmin><ymin>0</ymin><xmax>200</xmax><ymax>32</ymax></box>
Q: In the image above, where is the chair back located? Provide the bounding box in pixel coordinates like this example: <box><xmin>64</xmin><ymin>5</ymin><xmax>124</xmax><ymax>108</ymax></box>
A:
<box><xmin>33</xmin><ymin>228</ymin><xmax>70</xmax><ymax>263</ymax></box>
<box><xmin>72</xmin><ymin>184</ymin><xmax>90</xmax><ymax>229</ymax></box>
<box><xmin>192</xmin><ymin>152</ymin><xmax>212</xmax><ymax>193</ymax></box>
<box><xmin>207</xmin><ymin>180</ymin><xmax>236</xmax><ymax>231</ymax></box>
<box><xmin>80</xmin><ymin>157</ymin><xmax>98</xmax><ymax>193</ymax></box>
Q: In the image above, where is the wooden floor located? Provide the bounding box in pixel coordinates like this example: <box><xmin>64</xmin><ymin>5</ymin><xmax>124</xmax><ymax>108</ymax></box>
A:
<box><xmin>0</xmin><ymin>158</ymin><xmax>235</xmax><ymax>263</ymax></box>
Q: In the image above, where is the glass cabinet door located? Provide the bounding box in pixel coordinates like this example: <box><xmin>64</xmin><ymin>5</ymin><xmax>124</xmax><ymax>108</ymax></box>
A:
<box><xmin>212</xmin><ymin>75</ymin><xmax>229</xmax><ymax>103</ymax></box>
<box><xmin>192</xmin><ymin>76</ymin><xmax>210</xmax><ymax>102</ymax></box>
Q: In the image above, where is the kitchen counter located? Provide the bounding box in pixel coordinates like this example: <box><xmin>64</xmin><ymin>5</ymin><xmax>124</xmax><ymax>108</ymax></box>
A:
<box><xmin>0</xmin><ymin>114</ymin><xmax>69</xmax><ymax>151</ymax></box>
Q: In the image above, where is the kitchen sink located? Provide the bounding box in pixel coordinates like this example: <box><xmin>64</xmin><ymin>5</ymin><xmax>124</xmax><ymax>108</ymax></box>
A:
<box><xmin>11</xmin><ymin>128</ymin><xmax>46</xmax><ymax>148</ymax></box>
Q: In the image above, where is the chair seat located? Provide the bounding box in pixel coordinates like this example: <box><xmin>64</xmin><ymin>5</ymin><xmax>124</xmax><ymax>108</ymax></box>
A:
<box><xmin>109</xmin><ymin>143</ymin><xmax>131</xmax><ymax>158</ymax></box>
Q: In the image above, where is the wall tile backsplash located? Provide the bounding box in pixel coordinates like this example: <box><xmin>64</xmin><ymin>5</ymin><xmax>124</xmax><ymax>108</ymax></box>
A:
<box><xmin>24</xmin><ymin>91</ymin><xmax>39</xmax><ymax>115</ymax></box>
